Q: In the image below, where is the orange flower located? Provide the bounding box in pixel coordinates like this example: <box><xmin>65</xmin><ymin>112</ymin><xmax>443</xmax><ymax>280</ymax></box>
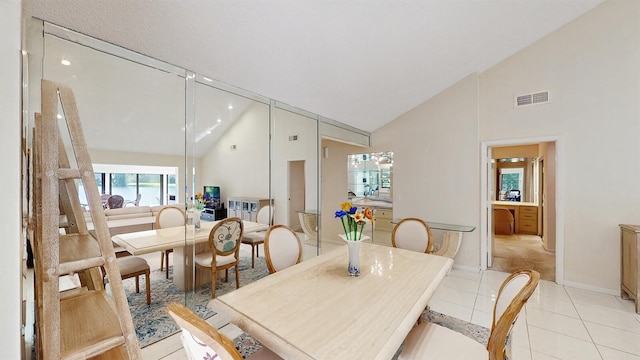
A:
<box><xmin>364</xmin><ymin>208</ymin><xmax>374</xmax><ymax>222</ymax></box>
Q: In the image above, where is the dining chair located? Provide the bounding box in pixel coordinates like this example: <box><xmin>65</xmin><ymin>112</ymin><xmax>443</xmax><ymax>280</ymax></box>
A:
<box><xmin>156</xmin><ymin>206</ymin><xmax>186</xmax><ymax>279</ymax></box>
<box><xmin>241</xmin><ymin>205</ymin><xmax>274</xmax><ymax>268</ymax></box>
<box><xmin>167</xmin><ymin>302</ymin><xmax>282</xmax><ymax>360</ymax></box>
<box><xmin>124</xmin><ymin>193</ymin><xmax>142</xmax><ymax>207</ymax></box>
<box><xmin>264</xmin><ymin>225</ymin><xmax>302</xmax><ymax>274</ymax></box>
<box><xmin>103</xmin><ymin>256</ymin><xmax>151</xmax><ymax>305</ymax></box>
<box><xmin>391</xmin><ymin>217</ymin><xmax>433</xmax><ymax>253</ymax></box>
<box><xmin>194</xmin><ymin>217</ymin><xmax>244</xmax><ymax>298</ymax></box>
<box><xmin>106</xmin><ymin>194</ymin><xmax>124</xmax><ymax>209</ymax></box>
<box><xmin>398</xmin><ymin>269</ymin><xmax>540</xmax><ymax>360</ymax></box>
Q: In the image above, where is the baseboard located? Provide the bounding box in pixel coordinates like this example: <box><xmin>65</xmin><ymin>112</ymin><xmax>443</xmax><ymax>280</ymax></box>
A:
<box><xmin>452</xmin><ymin>264</ymin><xmax>481</xmax><ymax>273</ymax></box>
<box><xmin>562</xmin><ymin>280</ymin><xmax>619</xmax><ymax>296</ymax></box>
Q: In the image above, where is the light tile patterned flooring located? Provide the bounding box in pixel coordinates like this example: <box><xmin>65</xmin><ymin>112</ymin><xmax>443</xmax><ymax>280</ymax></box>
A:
<box><xmin>143</xmin><ymin>243</ymin><xmax>640</xmax><ymax>360</ymax></box>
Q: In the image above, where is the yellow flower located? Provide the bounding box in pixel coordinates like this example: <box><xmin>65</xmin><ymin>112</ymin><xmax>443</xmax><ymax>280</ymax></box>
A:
<box><xmin>340</xmin><ymin>201</ymin><xmax>353</xmax><ymax>212</ymax></box>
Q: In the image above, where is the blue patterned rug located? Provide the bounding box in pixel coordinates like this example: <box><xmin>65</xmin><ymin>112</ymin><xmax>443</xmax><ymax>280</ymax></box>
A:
<box><xmin>122</xmin><ymin>255</ymin><xmax>270</xmax><ymax>348</ymax></box>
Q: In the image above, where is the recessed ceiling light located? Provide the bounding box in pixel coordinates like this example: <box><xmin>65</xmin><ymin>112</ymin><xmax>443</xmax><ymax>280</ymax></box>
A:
<box><xmin>61</xmin><ymin>59</ymin><xmax>71</xmax><ymax>66</ymax></box>
<box><xmin>217</xmin><ymin>118</ymin><xmax>222</xmax><ymax>123</ymax></box>
<box><xmin>227</xmin><ymin>105</ymin><xmax>233</xmax><ymax>110</ymax></box>
<box><xmin>203</xmin><ymin>77</ymin><xmax>212</xmax><ymax>82</ymax></box>
<box><xmin>56</xmin><ymin>114</ymin><xmax>62</xmax><ymax>119</ymax></box>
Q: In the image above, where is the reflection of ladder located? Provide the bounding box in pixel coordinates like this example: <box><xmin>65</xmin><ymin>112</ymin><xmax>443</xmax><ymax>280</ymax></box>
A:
<box><xmin>34</xmin><ymin>80</ymin><xmax>141</xmax><ymax>359</ymax></box>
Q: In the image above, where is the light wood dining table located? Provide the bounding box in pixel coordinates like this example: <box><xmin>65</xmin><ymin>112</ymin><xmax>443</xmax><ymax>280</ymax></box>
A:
<box><xmin>112</xmin><ymin>219</ymin><xmax>268</xmax><ymax>290</ymax></box>
<box><xmin>210</xmin><ymin>242</ymin><xmax>454</xmax><ymax>359</ymax></box>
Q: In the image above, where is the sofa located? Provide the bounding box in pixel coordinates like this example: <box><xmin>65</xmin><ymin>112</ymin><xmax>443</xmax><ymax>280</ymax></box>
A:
<box><xmin>102</xmin><ymin>205</ymin><xmax>178</xmax><ymax>236</ymax></box>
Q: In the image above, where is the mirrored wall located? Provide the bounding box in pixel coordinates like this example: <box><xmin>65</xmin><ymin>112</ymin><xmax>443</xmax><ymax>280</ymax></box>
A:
<box><xmin>24</xmin><ymin>18</ymin><xmax>364</xmax><ymax>345</ymax></box>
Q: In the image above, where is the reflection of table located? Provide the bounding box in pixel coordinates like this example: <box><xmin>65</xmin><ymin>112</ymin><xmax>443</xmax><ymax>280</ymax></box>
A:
<box><xmin>391</xmin><ymin>219</ymin><xmax>476</xmax><ymax>259</ymax></box>
<box><xmin>296</xmin><ymin>209</ymin><xmax>319</xmax><ymax>246</ymax></box>
<box><xmin>112</xmin><ymin>220</ymin><xmax>268</xmax><ymax>290</ymax></box>
<box><xmin>211</xmin><ymin>243</ymin><xmax>453</xmax><ymax>359</ymax></box>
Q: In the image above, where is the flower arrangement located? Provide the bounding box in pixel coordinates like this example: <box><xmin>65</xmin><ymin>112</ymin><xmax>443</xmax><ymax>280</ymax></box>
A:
<box><xmin>335</xmin><ymin>201</ymin><xmax>375</xmax><ymax>240</ymax></box>
<box><xmin>194</xmin><ymin>192</ymin><xmax>205</xmax><ymax>211</ymax></box>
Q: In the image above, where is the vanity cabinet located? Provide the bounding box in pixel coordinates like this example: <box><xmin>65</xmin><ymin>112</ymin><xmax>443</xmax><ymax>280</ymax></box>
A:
<box><xmin>517</xmin><ymin>206</ymin><xmax>538</xmax><ymax>235</ymax></box>
<box><xmin>620</xmin><ymin>224</ymin><xmax>640</xmax><ymax>313</ymax></box>
<box><xmin>227</xmin><ymin>197</ymin><xmax>272</xmax><ymax>222</ymax></box>
<box><xmin>375</xmin><ymin>209</ymin><xmax>394</xmax><ymax>232</ymax></box>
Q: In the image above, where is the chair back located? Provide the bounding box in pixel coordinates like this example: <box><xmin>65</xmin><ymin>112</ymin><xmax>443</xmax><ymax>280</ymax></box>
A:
<box><xmin>391</xmin><ymin>218</ymin><xmax>433</xmax><ymax>253</ymax></box>
<box><xmin>256</xmin><ymin>205</ymin><xmax>274</xmax><ymax>225</ymax></box>
<box><xmin>487</xmin><ymin>269</ymin><xmax>540</xmax><ymax>360</ymax></box>
<box><xmin>107</xmin><ymin>195</ymin><xmax>124</xmax><ymax>209</ymax></box>
<box><xmin>264</xmin><ymin>225</ymin><xmax>302</xmax><ymax>273</ymax></box>
<box><xmin>156</xmin><ymin>206</ymin><xmax>186</xmax><ymax>229</ymax></box>
<box><xmin>209</xmin><ymin>217</ymin><xmax>244</xmax><ymax>256</ymax></box>
<box><xmin>167</xmin><ymin>302</ymin><xmax>244</xmax><ymax>360</ymax></box>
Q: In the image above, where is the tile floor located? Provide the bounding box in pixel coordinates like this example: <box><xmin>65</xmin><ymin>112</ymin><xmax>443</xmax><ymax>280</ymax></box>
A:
<box><xmin>143</xmin><ymin>244</ymin><xmax>640</xmax><ymax>360</ymax></box>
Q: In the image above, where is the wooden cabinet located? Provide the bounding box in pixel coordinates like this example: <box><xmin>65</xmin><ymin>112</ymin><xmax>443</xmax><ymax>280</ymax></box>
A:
<box><xmin>517</xmin><ymin>206</ymin><xmax>538</xmax><ymax>235</ymax></box>
<box><xmin>375</xmin><ymin>209</ymin><xmax>394</xmax><ymax>232</ymax></box>
<box><xmin>620</xmin><ymin>224</ymin><xmax>640</xmax><ymax>314</ymax></box>
<box><xmin>227</xmin><ymin>197</ymin><xmax>272</xmax><ymax>222</ymax></box>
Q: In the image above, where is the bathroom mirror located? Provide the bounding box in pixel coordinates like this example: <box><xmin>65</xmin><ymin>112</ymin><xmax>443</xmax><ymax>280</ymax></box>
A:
<box><xmin>347</xmin><ymin>151</ymin><xmax>393</xmax><ymax>200</ymax></box>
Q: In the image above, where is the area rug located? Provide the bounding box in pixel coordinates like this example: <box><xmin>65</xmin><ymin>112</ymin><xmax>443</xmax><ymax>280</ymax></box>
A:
<box><xmin>121</xmin><ymin>255</ymin><xmax>269</xmax><ymax>348</ymax></box>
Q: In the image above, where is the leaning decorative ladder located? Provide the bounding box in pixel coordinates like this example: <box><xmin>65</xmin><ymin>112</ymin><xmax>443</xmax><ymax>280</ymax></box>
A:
<box><xmin>33</xmin><ymin>80</ymin><xmax>141</xmax><ymax>359</ymax></box>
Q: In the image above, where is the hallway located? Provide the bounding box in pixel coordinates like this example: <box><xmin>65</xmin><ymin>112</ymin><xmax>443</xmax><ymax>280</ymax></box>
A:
<box><xmin>491</xmin><ymin>234</ymin><xmax>555</xmax><ymax>281</ymax></box>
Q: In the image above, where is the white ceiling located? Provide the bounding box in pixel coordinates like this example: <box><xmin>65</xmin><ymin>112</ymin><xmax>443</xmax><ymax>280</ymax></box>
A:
<box><xmin>23</xmin><ymin>0</ymin><xmax>604</xmax><ymax>133</ymax></box>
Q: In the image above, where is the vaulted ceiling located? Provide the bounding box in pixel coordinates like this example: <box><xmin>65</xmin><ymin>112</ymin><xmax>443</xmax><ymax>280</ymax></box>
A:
<box><xmin>23</xmin><ymin>0</ymin><xmax>604</xmax><ymax>133</ymax></box>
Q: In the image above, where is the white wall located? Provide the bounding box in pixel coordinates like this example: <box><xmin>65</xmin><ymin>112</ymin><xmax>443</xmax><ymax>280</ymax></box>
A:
<box><xmin>479</xmin><ymin>0</ymin><xmax>640</xmax><ymax>290</ymax></box>
<box><xmin>0</xmin><ymin>0</ymin><xmax>23</xmax><ymax>357</ymax></box>
<box><xmin>371</xmin><ymin>0</ymin><xmax>640</xmax><ymax>291</ymax></box>
<box><xmin>373</xmin><ymin>74</ymin><xmax>481</xmax><ymax>269</ymax></box>
<box><xmin>199</xmin><ymin>102</ymin><xmax>270</xmax><ymax>208</ymax></box>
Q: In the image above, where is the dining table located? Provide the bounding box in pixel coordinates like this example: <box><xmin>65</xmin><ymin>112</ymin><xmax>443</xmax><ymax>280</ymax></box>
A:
<box><xmin>210</xmin><ymin>242</ymin><xmax>454</xmax><ymax>359</ymax></box>
<box><xmin>111</xmin><ymin>219</ymin><xmax>269</xmax><ymax>290</ymax></box>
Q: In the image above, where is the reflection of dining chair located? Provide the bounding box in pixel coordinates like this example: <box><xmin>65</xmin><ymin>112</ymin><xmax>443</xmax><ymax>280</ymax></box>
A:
<box><xmin>264</xmin><ymin>225</ymin><xmax>302</xmax><ymax>274</ymax></box>
<box><xmin>391</xmin><ymin>218</ymin><xmax>433</xmax><ymax>253</ymax></box>
<box><xmin>493</xmin><ymin>208</ymin><xmax>514</xmax><ymax>235</ymax></box>
<box><xmin>167</xmin><ymin>302</ymin><xmax>282</xmax><ymax>360</ymax></box>
<box><xmin>298</xmin><ymin>212</ymin><xmax>318</xmax><ymax>246</ymax></box>
<box><xmin>194</xmin><ymin>217</ymin><xmax>243</xmax><ymax>299</ymax></box>
<box><xmin>104</xmin><ymin>256</ymin><xmax>151</xmax><ymax>305</ymax></box>
<box><xmin>156</xmin><ymin>206</ymin><xmax>186</xmax><ymax>279</ymax></box>
<box><xmin>100</xmin><ymin>194</ymin><xmax>110</xmax><ymax>209</ymax></box>
<box><xmin>398</xmin><ymin>270</ymin><xmax>540</xmax><ymax>360</ymax></box>
<box><xmin>107</xmin><ymin>194</ymin><xmax>124</xmax><ymax>209</ymax></box>
<box><xmin>241</xmin><ymin>205</ymin><xmax>274</xmax><ymax>268</ymax></box>
<box><xmin>124</xmin><ymin>193</ymin><xmax>141</xmax><ymax>207</ymax></box>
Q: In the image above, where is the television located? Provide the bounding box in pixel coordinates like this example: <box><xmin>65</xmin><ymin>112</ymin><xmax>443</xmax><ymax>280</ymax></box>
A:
<box><xmin>203</xmin><ymin>186</ymin><xmax>221</xmax><ymax>209</ymax></box>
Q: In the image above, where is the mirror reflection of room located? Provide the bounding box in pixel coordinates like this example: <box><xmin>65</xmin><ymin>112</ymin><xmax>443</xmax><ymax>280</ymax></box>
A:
<box><xmin>347</xmin><ymin>151</ymin><xmax>393</xmax><ymax>246</ymax></box>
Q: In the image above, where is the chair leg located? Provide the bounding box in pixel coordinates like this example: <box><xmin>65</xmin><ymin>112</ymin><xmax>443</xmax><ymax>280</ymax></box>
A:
<box><xmin>165</xmin><ymin>250</ymin><xmax>170</xmax><ymax>279</ymax></box>
<box><xmin>211</xmin><ymin>273</ymin><xmax>216</xmax><ymax>299</ymax></box>
<box><xmin>160</xmin><ymin>252</ymin><xmax>164</xmax><ymax>271</ymax></box>
<box><xmin>145</xmin><ymin>270</ymin><xmax>151</xmax><ymax>305</ymax></box>
<box><xmin>251</xmin><ymin>245</ymin><xmax>255</xmax><ymax>268</ymax></box>
<box><xmin>234</xmin><ymin>266</ymin><xmax>240</xmax><ymax>289</ymax></box>
<box><xmin>135</xmin><ymin>275</ymin><xmax>140</xmax><ymax>293</ymax></box>
<box><xmin>225</xmin><ymin>269</ymin><xmax>228</xmax><ymax>282</ymax></box>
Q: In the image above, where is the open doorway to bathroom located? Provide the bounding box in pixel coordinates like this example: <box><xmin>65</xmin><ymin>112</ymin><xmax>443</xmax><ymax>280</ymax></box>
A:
<box><xmin>485</xmin><ymin>139</ymin><xmax>560</xmax><ymax>282</ymax></box>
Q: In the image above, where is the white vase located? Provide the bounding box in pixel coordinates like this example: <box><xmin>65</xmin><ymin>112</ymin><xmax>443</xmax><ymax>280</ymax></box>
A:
<box><xmin>193</xmin><ymin>209</ymin><xmax>201</xmax><ymax>230</ymax></box>
<box><xmin>339</xmin><ymin>233</ymin><xmax>370</xmax><ymax>276</ymax></box>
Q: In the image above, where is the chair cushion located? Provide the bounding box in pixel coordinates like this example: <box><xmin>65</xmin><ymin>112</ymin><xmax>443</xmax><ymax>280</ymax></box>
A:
<box><xmin>242</xmin><ymin>232</ymin><xmax>266</xmax><ymax>244</ymax></box>
<box><xmin>399</xmin><ymin>322</ymin><xmax>487</xmax><ymax>359</ymax></box>
<box><xmin>194</xmin><ymin>253</ymin><xmax>236</xmax><ymax>268</ymax></box>
<box><xmin>117</xmin><ymin>256</ymin><xmax>150</xmax><ymax>275</ymax></box>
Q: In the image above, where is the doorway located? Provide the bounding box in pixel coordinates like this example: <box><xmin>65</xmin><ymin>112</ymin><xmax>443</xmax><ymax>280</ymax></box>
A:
<box><xmin>481</xmin><ymin>137</ymin><xmax>563</xmax><ymax>284</ymax></box>
<box><xmin>288</xmin><ymin>160</ymin><xmax>305</xmax><ymax>231</ymax></box>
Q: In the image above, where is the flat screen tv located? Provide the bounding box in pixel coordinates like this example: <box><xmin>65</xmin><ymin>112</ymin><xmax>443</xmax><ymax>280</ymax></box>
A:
<box><xmin>203</xmin><ymin>186</ymin><xmax>221</xmax><ymax>209</ymax></box>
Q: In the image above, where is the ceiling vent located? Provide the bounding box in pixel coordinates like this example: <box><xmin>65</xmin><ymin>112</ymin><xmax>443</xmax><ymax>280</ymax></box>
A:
<box><xmin>515</xmin><ymin>91</ymin><xmax>550</xmax><ymax>108</ymax></box>
<box><xmin>288</xmin><ymin>135</ymin><xmax>298</xmax><ymax>141</ymax></box>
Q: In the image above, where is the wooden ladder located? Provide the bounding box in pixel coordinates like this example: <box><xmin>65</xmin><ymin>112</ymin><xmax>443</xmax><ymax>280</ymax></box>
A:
<box><xmin>34</xmin><ymin>80</ymin><xmax>141</xmax><ymax>359</ymax></box>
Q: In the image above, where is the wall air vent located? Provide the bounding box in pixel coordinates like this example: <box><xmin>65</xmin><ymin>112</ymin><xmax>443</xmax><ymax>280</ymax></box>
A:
<box><xmin>515</xmin><ymin>91</ymin><xmax>550</xmax><ymax>108</ymax></box>
<box><xmin>288</xmin><ymin>135</ymin><xmax>298</xmax><ymax>141</ymax></box>
<box><xmin>230</xmin><ymin>144</ymin><xmax>237</xmax><ymax>151</ymax></box>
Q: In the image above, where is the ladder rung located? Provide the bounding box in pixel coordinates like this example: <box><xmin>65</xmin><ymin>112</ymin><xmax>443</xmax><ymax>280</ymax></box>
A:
<box><xmin>58</xmin><ymin>168</ymin><xmax>81</xmax><ymax>180</ymax></box>
<box><xmin>62</xmin><ymin>335</ymin><xmax>126</xmax><ymax>360</ymax></box>
<box><xmin>59</xmin><ymin>257</ymin><xmax>106</xmax><ymax>276</ymax></box>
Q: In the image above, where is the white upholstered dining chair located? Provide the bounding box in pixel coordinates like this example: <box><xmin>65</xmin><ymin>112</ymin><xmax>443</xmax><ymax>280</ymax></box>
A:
<box><xmin>167</xmin><ymin>302</ymin><xmax>282</xmax><ymax>360</ymax></box>
<box><xmin>241</xmin><ymin>205</ymin><xmax>274</xmax><ymax>268</ymax></box>
<box><xmin>398</xmin><ymin>269</ymin><xmax>540</xmax><ymax>360</ymax></box>
<box><xmin>194</xmin><ymin>217</ymin><xmax>243</xmax><ymax>298</ymax></box>
<box><xmin>156</xmin><ymin>206</ymin><xmax>186</xmax><ymax>279</ymax></box>
<box><xmin>264</xmin><ymin>225</ymin><xmax>302</xmax><ymax>274</ymax></box>
<box><xmin>391</xmin><ymin>217</ymin><xmax>433</xmax><ymax>254</ymax></box>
